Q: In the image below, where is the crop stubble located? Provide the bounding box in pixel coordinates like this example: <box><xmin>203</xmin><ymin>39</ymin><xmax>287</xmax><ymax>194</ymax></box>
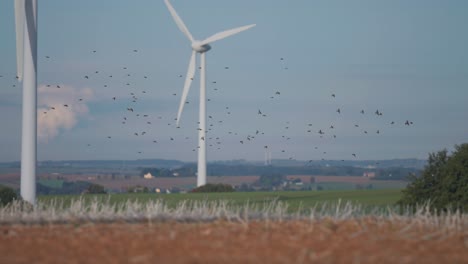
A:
<box><xmin>1</xmin><ymin>219</ymin><xmax>467</xmax><ymax>264</ymax></box>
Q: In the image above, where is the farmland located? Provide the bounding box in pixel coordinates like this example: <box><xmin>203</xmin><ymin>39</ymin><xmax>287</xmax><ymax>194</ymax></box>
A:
<box><xmin>2</xmin><ymin>165</ymin><xmax>466</xmax><ymax>263</ymax></box>
<box><xmin>0</xmin><ymin>195</ymin><xmax>467</xmax><ymax>263</ymax></box>
<box><xmin>37</xmin><ymin>189</ymin><xmax>403</xmax><ymax>211</ymax></box>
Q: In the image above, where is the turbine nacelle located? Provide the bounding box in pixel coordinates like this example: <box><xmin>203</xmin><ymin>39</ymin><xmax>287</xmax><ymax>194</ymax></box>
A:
<box><xmin>165</xmin><ymin>0</ymin><xmax>255</xmax><ymax>187</ymax></box>
<box><xmin>191</xmin><ymin>41</ymin><xmax>211</xmax><ymax>53</ymax></box>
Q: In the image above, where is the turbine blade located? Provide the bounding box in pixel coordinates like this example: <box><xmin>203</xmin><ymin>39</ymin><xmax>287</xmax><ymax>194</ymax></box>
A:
<box><xmin>164</xmin><ymin>0</ymin><xmax>194</xmax><ymax>42</ymax></box>
<box><xmin>176</xmin><ymin>51</ymin><xmax>196</xmax><ymax>126</ymax></box>
<box><xmin>15</xmin><ymin>0</ymin><xmax>25</xmax><ymax>81</ymax></box>
<box><xmin>200</xmin><ymin>24</ymin><xmax>256</xmax><ymax>46</ymax></box>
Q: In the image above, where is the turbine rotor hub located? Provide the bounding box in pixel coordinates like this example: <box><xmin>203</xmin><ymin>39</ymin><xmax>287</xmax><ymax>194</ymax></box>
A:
<box><xmin>191</xmin><ymin>41</ymin><xmax>211</xmax><ymax>53</ymax></box>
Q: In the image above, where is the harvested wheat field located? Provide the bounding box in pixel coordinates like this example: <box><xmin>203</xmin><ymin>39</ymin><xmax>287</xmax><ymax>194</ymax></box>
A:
<box><xmin>1</xmin><ymin>219</ymin><xmax>467</xmax><ymax>264</ymax></box>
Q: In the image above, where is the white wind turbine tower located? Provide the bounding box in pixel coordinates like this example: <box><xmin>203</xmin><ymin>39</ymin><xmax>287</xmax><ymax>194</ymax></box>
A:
<box><xmin>164</xmin><ymin>0</ymin><xmax>255</xmax><ymax>187</ymax></box>
<box><xmin>14</xmin><ymin>0</ymin><xmax>38</xmax><ymax>205</ymax></box>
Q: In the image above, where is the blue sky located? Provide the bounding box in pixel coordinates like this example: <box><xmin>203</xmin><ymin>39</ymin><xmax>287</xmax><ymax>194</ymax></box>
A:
<box><xmin>0</xmin><ymin>0</ymin><xmax>467</xmax><ymax>162</ymax></box>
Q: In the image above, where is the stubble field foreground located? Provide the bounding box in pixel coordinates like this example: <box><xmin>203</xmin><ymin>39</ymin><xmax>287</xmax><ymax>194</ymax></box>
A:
<box><xmin>0</xmin><ymin>197</ymin><xmax>467</xmax><ymax>264</ymax></box>
<box><xmin>1</xmin><ymin>220</ymin><xmax>467</xmax><ymax>264</ymax></box>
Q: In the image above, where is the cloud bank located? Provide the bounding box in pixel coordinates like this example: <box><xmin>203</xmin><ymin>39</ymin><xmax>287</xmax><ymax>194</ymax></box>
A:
<box><xmin>38</xmin><ymin>85</ymin><xmax>94</xmax><ymax>142</ymax></box>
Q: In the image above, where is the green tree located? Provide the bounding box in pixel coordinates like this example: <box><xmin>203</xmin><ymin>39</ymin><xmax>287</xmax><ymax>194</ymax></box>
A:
<box><xmin>256</xmin><ymin>173</ymin><xmax>286</xmax><ymax>188</ymax></box>
<box><xmin>0</xmin><ymin>185</ymin><xmax>18</xmax><ymax>206</ymax></box>
<box><xmin>86</xmin><ymin>183</ymin><xmax>107</xmax><ymax>194</ymax></box>
<box><xmin>192</xmin><ymin>183</ymin><xmax>235</xmax><ymax>193</ymax></box>
<box><xmin>127</xmin><ymin>185</ymin><xmax>150</xmax><ymax>193</ymax></box>
<box><xmin>399</xmin><ymin>144</ymin><xmax>468</xmax><ymax>212</ymax></box>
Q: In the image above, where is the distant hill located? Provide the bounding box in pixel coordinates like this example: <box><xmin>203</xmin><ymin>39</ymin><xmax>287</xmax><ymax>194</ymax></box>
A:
<box><xmin>211</xmin><ymin>158</ymin><xmax>426</xmax><ymax>169</ymax></box>
<box><xmin>0</xmin><ymin>158</ymin><xmax>425</xmax><ymax>179</ymax></box>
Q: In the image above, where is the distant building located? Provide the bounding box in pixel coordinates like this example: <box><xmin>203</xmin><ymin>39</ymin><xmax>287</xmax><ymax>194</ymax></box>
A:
<box><xmin>363</xmin><ymin>172</ymin><xmax>376</xmax><ymax>178</ymax></box>
<box><xmin>144</xmin><ymin>173</ymin><xmax>154</xmax><ymax>179</ymax></box>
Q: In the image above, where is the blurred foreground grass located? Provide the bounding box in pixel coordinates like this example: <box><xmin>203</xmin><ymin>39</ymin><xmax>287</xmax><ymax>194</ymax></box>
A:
<box><xmin>38</xmin><ymin>189</ymin><xmax>402</xmax><ymax>211</ymax></box>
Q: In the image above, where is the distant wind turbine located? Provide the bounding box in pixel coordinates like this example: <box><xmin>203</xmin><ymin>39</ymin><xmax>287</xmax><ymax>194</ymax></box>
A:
<box><xmin>15</xmin><ymin>0</ymin><xmax>38</xmax><ymax>205</ymax></box>
<box><xmin>164</xmin><ymin>0</ymin><xmax>255</xmax><ymax>187</ymax></box>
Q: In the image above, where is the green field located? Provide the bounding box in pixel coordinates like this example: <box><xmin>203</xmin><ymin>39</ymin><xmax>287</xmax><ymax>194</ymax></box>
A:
<box><xmin>37</xmin><ymin>179</ymin><xmax>64</xmax><ymax>189</ymax></box>
<box><xmin>38</xmin><ymin>189</ymin><xmax>403</xmax><ymax>211</ymax></box>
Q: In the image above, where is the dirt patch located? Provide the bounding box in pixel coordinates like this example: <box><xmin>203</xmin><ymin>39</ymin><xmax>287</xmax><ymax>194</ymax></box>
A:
<box><xmin>1</xmin><ymin>220</ymin><xmax>466</xmax><ymax>263</ymax></box>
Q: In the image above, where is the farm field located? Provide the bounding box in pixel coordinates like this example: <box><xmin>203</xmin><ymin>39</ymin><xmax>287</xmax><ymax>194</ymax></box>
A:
<box><xmin>1</xmin><ymin>220</ymin><xmax>467</xmax><ymax>263</ymax></box>
<box><xmin>0</xmin><ymin>173</ymin><xmax>408</xmax><ymax>191</ymax></box>
<box><xmin>2</xmin><ymin>190</ymin><xmax>467</xmax><ymax>263</ymax></box>
<box><xmin>38</xmin><ymin>189</ymin><xmax>403</xmax><ymax>210</ymax></box>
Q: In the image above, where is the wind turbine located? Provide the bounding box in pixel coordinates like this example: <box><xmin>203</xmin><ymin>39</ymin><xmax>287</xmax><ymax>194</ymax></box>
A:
<box><xmin>15</xmin><ymin>0</ymin><xmax>38</xmax><ymax>205</ymax></box>
<box><xmin>164</xmin><ymin>0</ymin><xmax>255</xmax><ymax>187</ymax></box>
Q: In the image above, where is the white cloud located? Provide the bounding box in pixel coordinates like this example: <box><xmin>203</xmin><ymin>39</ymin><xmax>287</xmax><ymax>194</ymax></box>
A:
<box><xmin>37</xmin><ymin>84</ymin><xmax>94</xmax><ymax>142</ymax></box>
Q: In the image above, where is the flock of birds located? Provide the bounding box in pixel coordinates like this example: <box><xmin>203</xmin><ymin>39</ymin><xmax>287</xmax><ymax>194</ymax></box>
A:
<box><xmin>1</xmin><ymin>50</ymin><xmax>415</xmax><ymax>162</ymax></box>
